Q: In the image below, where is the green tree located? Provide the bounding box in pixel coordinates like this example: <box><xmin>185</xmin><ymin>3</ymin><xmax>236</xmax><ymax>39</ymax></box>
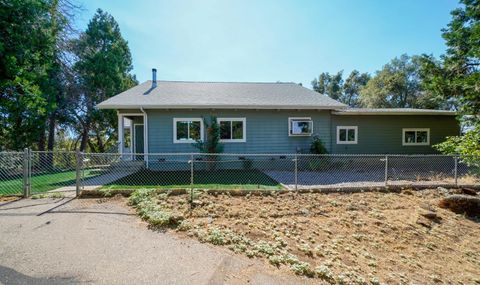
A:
<box><xmin>312</xmin><ymin>70</ymin><xmax>370</xmax><ymax>107</ymax></box>
<box><xmin>420</xmin><ymin>0</ymin><xmax>480</xmax><ymax>127</ymax></box>
<box><xmin>72</xmin><ymin>9</ymin><xmax>137</xmax><ymax>152</ymax></box>
<box><xmin>0</xmin><ymin>0</ymin><xmax>53</xmax><ymax>150</ymax></box>
<box><xmin>359</xmin><ymin>54</ymin><xmax>441</xmax><ymax>109</ymax></box>
<box><xmin>342</xmin><ymin>70</ymin><xmax>370</xmax><ymax>107</ymax></box>
<box><xmin>312</xmin><ymin>71</ymin><xmax>343</xmax><ymax>100</ymax></box>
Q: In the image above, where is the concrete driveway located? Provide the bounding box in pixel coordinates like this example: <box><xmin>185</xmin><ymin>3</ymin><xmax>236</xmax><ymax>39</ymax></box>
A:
<box><xmin>0</xmin><ymin>197</ymin><xmax>313</xmax><ymax>285</ymax></box>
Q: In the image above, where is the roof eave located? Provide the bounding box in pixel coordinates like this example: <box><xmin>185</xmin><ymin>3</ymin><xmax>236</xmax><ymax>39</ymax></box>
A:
<box><xmin>96</xmin><ymin>104</ymin><xmax>348</xmax><ymax>110</ymax></box>
<box><xmin>332</xmin><ymin>110</ymin><xmax>457</xmax><ymax>116</ymax></box>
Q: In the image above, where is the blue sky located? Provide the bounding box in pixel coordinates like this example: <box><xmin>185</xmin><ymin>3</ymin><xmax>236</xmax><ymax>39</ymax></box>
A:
<box><xmin>76</xmin><ymin>0</ymin><xmax>459</xmax><ymax>88</ymax></box>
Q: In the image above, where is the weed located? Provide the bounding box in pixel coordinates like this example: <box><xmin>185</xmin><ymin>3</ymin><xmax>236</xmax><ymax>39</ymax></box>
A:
<box><xmin>315</xmin><ymin>265</ymin><xmax>335</xmax><ymax>283</ymax></box>
<box><xmin>290</xmin><ymin>261</ymin><xmax>315</xmax><ymax>278</ymax></box>
<box><xmin>31</xmin><ymin>192</ymin><xmax>64</xmax><ymax>199</ymax></box>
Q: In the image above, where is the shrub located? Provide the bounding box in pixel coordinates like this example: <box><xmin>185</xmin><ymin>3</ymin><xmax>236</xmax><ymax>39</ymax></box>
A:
<box><xmin>290</xmin><ymin>261</ymin><xmax>315</xmax><ymax>277</ymax></box>
<box><xmin>434</xmin><ymin>127</ymin><xmax>480</xmax><ymax>170</ymax></box>
<box><xmin>315</xmin><ymin>265</ymin><xmax>335</xmax><ymax>283</ymax></box>
<box><xmin>310</xmin><ymin>135</ymin><xmax>328</xmax><ymax>154</ymax></box>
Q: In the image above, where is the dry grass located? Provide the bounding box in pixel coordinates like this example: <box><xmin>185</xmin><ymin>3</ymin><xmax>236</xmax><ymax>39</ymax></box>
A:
<box><xmin>132</xmin><ymin>189</ymin><xmax>480</xmax><ymax>284</ymax></box>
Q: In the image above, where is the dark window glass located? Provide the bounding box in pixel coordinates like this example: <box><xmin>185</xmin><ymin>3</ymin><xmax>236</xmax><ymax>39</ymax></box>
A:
<box><xmin>176</xmin><ymin>121</ymin><xmax>188</xmax><ymax>140</ymax></box>
<box><xmin>339</xmin><ymin>129</ymin><xmax>347</xmax><ymax>141</ymax></box>
<box><xmin>232</xmin><ymin>121</ymin><xmax>243</xmax><ymax>139</ymax></box>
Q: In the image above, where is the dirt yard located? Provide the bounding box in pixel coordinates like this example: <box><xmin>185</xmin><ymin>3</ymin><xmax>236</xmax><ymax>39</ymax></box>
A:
<box><xmin>130</xmin><ymin>189</ymin><xmax>480</xmax><ymax>285</ymax></box>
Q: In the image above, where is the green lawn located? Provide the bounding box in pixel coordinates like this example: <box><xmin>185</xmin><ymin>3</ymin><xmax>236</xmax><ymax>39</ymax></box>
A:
<box><xmin>0</xmin><ymin>169</ymin><xmax>97</xmax><ymax>195</ymax></box>
<box><xmin>100</xmin><ymin>169</ymin><xmax>283</xmax><ymax>190</ymax></box>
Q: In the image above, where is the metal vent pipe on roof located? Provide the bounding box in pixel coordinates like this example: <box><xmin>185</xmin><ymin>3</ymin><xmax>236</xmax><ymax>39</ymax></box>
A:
<box><xmin>152</xmin><ymin>68</ymin><xmax>157</xmax><ymax>88</ymax></box>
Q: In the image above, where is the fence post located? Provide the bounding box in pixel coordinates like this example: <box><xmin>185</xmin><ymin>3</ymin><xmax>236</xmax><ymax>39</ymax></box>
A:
<box><xmin>22</xmin><ymin>148</ymin><xmax>30</xmax><ymax>197</ymax></box>
<box><xmin>189</xmin><ymin>154</ymin><xmax>194</xmax><ymax>207</ymax></box>
<box><xmin>384</xmin><ymin>155</ymin><xmax>389</xmax><ymax>187</ymax></box>
<box><xmin>75</xmin><ymin>150</ymin><xmax>82</xmax><ymax>197</ymax></box>
<box><xmin>454</xmin><ymin>155</ymin><xmax>458</xmax><ymax>187</ymax></box>
<box><xmin>294</xmin><ymin>154</ymin><xmax>298</xmax><ymax>191</ymax></box>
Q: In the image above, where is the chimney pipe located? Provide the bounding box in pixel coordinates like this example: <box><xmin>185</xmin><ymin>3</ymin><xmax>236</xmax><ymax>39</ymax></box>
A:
<box><xmin>152</xmin><ymin>68</ymin><xmax>157</xmax><ymax>88</ymax></box>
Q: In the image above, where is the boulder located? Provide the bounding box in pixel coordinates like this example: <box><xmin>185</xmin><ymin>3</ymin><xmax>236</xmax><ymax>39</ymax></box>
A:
<box><xmin>438</xmin><ymin>195</ymin><xmax>480</xmax><ymax>216</ymax></box>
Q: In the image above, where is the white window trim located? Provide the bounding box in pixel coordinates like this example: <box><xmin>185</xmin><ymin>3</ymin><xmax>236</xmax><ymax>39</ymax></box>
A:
<box><xmin>336</xmin><ymin>126</ymin><xmax>358</xmax><ymax>144</ymax></box>
<box><xmin>217</xmin><ymin>118</ymin><xmax>246</xmax><ymax>143</ymax></box>
<box><xmin>402</xmin><ymin>128</ymin><xmax>430</xmax><ymax>146</ymax></box>
<box><xmin>288</xmin><ymin>117</ymin><xmax>313</xmax><ymax>136</ymax></box>
<box><xmin>173</xmin><ymin>118</ymin><xmax>204</xmax><ymax>144</ymax></box>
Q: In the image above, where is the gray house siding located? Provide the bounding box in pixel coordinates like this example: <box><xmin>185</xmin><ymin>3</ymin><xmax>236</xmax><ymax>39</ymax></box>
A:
<box><xmin>330</xmin><ymin>115</ymin><xmax>460</xmax><ymax>154</ymax></box>
<box><xmin>146</xmin><ymin>109</ymin><xmax>332</xmax><ymax>154</ymax></box>
<box><xmin>119</xmin><ymin>109</ymin><xmax>459</xmax><ymax>155</ymax></box>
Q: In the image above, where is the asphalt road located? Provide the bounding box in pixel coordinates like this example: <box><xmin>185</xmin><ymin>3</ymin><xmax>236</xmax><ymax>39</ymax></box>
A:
<box><xmin>0</xmin><ymin>197</ymin><xmax>312</xmax><ymax>285</ymax></box>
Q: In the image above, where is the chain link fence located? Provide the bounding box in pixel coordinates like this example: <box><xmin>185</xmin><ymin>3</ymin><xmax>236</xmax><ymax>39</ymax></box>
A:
<box><xmin>0</xmin><ymin>150</ymin><xmax>479</xmax><ymax>197</ymax></box>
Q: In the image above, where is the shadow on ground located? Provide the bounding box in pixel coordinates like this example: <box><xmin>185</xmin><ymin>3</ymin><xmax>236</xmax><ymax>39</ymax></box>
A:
<box><xmin>0</xmin><ymin>265</ymin><xmax>77</xmax><ymax>285</ymax></box>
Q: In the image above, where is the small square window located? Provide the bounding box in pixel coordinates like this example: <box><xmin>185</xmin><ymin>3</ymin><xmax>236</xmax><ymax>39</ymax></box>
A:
<box><xmin>402</xmin><ymin>128</ymin><xmax>430</xmax><ymax>146</ymax></box>
<box><xmin>337</xmin><ymin>126</ymin><xmax>358</xmax><ymax>144</ymax></box>
<box><xmin>173</xmin><ymin>118</ymin><xmax>204</xmax><ymax>143</ymax></box>
<box><xmin>217</xmin><ymin>118</ymin><xmax>246</xmax><ymax>142</ymax></box>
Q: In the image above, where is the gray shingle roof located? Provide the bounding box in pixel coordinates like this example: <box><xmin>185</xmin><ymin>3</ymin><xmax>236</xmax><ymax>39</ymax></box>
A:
<box><xmin>96</xmin><ymin>80</ymin><xmax>347</xmax><ymax>109</ymax></box>
<box><xmin>332</xmin><ymin>108</ymin><xmax>456</xmax><ymax>115</ymax></box>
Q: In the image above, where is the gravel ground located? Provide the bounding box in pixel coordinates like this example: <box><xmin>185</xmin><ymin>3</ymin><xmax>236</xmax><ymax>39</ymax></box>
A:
<box><xmin>0</xmin><ymin>197</ymin><xmax>313</xmax><ymax>285</ymax></box>
<box><xmin>264</xmin><ymin>170</ymin><xmax>471</xmax><ymax>190</ymax></box>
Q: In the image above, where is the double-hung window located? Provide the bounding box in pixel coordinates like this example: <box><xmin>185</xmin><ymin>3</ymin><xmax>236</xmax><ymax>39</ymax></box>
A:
<box><xmin>173</xmin><ymin>118</ymin><xmax>204</xmax><ymax>143</ymax></box>
<box><xmin>402</xmin><ymin>128</ymin><xmax>430</xmax><ymax>146</ymax></box>
<box><xmin>337</xmin><ymin>126</ymin><xmax>358</xmax><ymax>144</ymax></box>
<box><xmin>218</xmin><ymin>118</ymin><xmax>246</xmax><ymax>142</ymax></box>
<box><xmin>288</xmin><ymin>117</ymin><xmax>313</xmax><ymax>136</ymax></box>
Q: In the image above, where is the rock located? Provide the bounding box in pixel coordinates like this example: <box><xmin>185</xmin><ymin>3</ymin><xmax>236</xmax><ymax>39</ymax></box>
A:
<box><xmin>461</xmin><ymin>188</ymin><xmax>478</xmax><ymax>196</ymax></box>
<box><xmin>300</xmin><ymin>208</ymin><xmax>310</xmax><ymax>216</ymax></box>
<box><xmin>421</xmin><ymin>212</ymin><xmax>442</xmax><ymax>223</ymax></box>
<box><xmin>437</xmin><ymin>187</ymin><xmax>450</xmax><ymax>195</ymax></box>
<box><xmin>438</xmin><ymin>195</ymin><xmax>480</xmax><ymax>216</ymax></box>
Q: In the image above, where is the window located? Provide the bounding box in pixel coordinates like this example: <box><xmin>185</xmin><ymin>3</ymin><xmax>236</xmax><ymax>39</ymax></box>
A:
<box><xmin>337</xmin><ymin>126</ymin><xmax>358</xmax><ymax>144</ymax></box>
<box><xmin>217</xmin><ymin>118</ymin><xmax>246</xmax><ymax>142</ymax></box>
<box><xmin>173</xmin><ymin>118</ymin><xmax>204</xmax><ymax>143</ymax></box>
<box><xmin>288</xmin><ymin>117</ymin><xmax>313</xmax><ymax>136</ymax></box>
<box><xmin>402</xmin><ymin>128</ymin><xmax>430</xmax><ymax>146</ymax></box>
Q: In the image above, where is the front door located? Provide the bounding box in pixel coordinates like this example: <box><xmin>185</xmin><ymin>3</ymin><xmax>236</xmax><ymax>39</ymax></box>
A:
<box><xmin>134</xmin><ymin>124</ymin><xmax>144</xmax><ymax>160</ymax></box>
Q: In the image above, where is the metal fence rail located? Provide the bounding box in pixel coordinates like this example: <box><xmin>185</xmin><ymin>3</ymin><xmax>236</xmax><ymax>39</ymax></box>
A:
<box><xmin>0</xmin><ymin>150</ymin><xmax>478</xmax><ymax>197</ymax></box>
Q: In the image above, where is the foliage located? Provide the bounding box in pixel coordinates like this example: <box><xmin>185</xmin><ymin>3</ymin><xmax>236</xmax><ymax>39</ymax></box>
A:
<box><xmin>360</xmin><ymin>54</ymin><xmax>443</xmax><ymax>109</ymax></box>
<box><xmin>312</xmin><ymin>71</ymin><xmax>344</xmax><ymax>101</ymax></box>
<box><xmin>434</xmin><ymin>126</ymin><xmax>480</xmax><ymax>168</ymax></box>
<box><xmin>420</xmin><ymin>0</ymin><xmax>480</xmax><ymax>127</ymax></box>
<box><xmin>310</xmin><ymin>135</ymin><xmax>328</xmax><ymax>154</ymax></box>
<box><xmin>0</xmin><ymin>0</ymin><xmax>53</xmax><ymax>150</ymax></box>
<box><xmin>343</xmin><ymin>70</ymin><xmax>371</xmax><ymax>107</ymax></box>
<box><xmin>193</xmin><ymin>116</ymin><xmax>224</xmax><ymax>154</ymax></box>
<box><xmin>312</xmin><ymin>70</ymin><xmax>371</xmax><ymax>107</ymax></box>
<box><xmin>71</xmin><ymin>9</ymin><xmax>137</xmax><ymax>151</ymax></box>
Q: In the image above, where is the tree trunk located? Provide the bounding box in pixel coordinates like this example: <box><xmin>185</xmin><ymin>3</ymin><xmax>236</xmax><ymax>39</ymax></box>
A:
<box><xmin>79</xmin><ymin>118</ymin><xmax>90</xmax><ymax>152</ymax></box>
<box><xmin>47</xmin><ymin>112</ymin><xmax>56</xmax><ymax>151</ymax></box>
<box><xmin>46</xmin><ymin>113</ymin><xmax>56</xmax><ymax>168</ymax></box>
<box><xmin>38</xmin><ymin>132</ymin><xmax>46</xmax><ymax>151</ymax></box>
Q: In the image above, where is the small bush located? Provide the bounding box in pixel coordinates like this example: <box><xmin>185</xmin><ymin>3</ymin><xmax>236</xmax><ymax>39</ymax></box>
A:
<box><xmin>310</xmin><ymin>135</ymin><xmax>328</xmax><ymax>154</ymax></box>
<box><xmin>315</xmin><ymin>265</ymin><xmax>335</xmax><ymax>283</ymax></box>
<box><xmin>290</xmin><ymin>261</ymin><xmax>315</xmax><ymax>277</ymax></box>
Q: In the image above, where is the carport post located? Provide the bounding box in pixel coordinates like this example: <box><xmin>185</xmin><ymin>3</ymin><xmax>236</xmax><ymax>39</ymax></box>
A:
<box><xmin>294</xmin><ymin>154</ymin><xmax>298</xmax><ymax>191</ymax></box>
<box><xmin>454</xmin><ymin>155</ymin><xmax>458</xmax><ymax>187</ymax></box>
<box><xmin>75</xmin><ymin>150</ymin><xmax>82</xmax><ymax>197</ymax></box>
<box><xmin>384</xmin><ymin>155</ymin><xmax>389</xmax><ymax>187</ymax></box>
<box><xmin>22</xmin><ymin>148</ymin><xmax>30</xmax><ymax>197</ymax></box>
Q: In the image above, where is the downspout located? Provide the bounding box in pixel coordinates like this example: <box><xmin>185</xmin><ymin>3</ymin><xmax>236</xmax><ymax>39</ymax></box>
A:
<box><xmin>140</xmin><ymin>107</ymin><xmax>149</xmax><ymax>168</ymax></box>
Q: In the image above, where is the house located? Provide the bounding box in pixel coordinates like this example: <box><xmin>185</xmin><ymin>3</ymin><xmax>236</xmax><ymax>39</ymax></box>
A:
<box><xmin>96</xmin><ymin>69</ymin><xmax>459</xmax><ymax>159</ymax></box>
